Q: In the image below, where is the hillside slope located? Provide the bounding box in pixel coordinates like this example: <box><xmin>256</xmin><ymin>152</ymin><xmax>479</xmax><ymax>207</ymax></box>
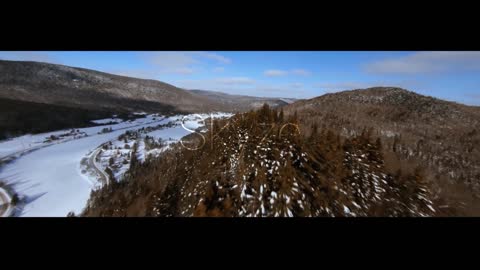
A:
<box><xmin>0</xmin><ymin>97</ymin><xmax>115</xmax><ymax>140</ymax></box>
<box><xmin>84</xmin><ymin>104</ymin><xmax>452</xmax><ymax>217</ymax></box>
<box><xmin>283</xmin><ymin>87</ymin><xmax>480</xmax><ymax>213</ymax></box>
<box><xmin>0</xmin><ymin>60</ymin><xmax>227</xmax><ymax>113</ymax></box>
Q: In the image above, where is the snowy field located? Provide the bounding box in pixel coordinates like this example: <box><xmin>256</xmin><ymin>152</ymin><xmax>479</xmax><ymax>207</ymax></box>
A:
<box><xmin>82</xmin><ymin>113</ymin><xmax>232</xmax><ymax>184</ymax></box>
<box><xmin>0</xmin><ymin>112</ymin><xmax>232</xmax><ymax>217</ymax></box>
<box><xmin>0</xmin><ymin>114</ymin><xmax>163</xmax><ymax>160</ymax></box>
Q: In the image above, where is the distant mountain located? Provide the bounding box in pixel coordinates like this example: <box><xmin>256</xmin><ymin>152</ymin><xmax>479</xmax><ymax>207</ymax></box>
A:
<box><xmin>0</xmin><ymin>60</ymin><xmax>227</xmax><ymax>114</ymax></box>
<box><xmin>189</xmin><ymin>89</ymin><xmax>297</xmax><ymax>112</ymax></box>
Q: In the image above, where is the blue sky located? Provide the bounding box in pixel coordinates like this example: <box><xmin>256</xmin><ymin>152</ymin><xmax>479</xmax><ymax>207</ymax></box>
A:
<box><xmin>1</xmin><ymin>51</ymin><xmax>479</xmax><ymax>105</ymax></box>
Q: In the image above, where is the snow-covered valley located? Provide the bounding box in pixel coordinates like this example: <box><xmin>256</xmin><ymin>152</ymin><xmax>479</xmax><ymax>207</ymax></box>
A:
<box><xmin>0</xmin><ymin>112</ymin><xmax>232</xmax><ymax>217</ymax></box>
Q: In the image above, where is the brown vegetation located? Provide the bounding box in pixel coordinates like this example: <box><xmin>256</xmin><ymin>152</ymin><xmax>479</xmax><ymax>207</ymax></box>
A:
<box><xmin>83</xmin><ymin>102</ymin><xmax>456</xmax><ymax>217</ymax></box>
<box><xmin>283</xmin><ymin>87</ymin><xmax>480</xmax><ymax>215</ymax></box>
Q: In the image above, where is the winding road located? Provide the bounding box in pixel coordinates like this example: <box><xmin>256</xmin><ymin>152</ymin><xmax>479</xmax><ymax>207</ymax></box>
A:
<box><xmin>88</xmin><ymin>148</ymin><xmax>109</xmax><ymax>185</ymax></box>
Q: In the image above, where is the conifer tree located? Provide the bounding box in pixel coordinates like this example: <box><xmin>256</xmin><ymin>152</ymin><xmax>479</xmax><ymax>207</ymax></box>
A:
<box><xmin>393</xmin><ymin>135</ymin><xmax>400</xmax><ymax>153</ymax></box>
<box><xmin>279</xmin><ymin>109</ymin><xmax>284</xmax><ymax>122</ymax></box>
<box><xmin>292</xmin><ymin>110</ymin><xmax>298</xmax><ymax>123</ymax></box>
<box><xmin>130</xmin><ymin>142</ymin><xmax>139</xmax><ymax>170</ymax></box>
<box><xmin>310</xmin><ymin>122</ymin><xmax>318</xmax><ymax>139</ymax></box>
<box><xmin>109</xmin><ymin>157</ymin><xmax>115</xmax><ymax>166</ymax></box>
<box><xmin>375</xmin><ymin>137</ymin><xmax>382</xmax><ymax>151</ymax></box>
<box><xmin>105</xmin><ymin>167</ymin><xmax>115</xmax><ymax>184</ymax></box>
<box><xmin>272</xmin><ymin>109</ymin><xmax>279</xmax><ymax>122</ymax></box>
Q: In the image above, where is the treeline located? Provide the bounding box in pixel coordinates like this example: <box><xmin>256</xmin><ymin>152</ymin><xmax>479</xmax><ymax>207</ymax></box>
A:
<box><xmin>0</xmin><ymin>97</ymin><xmax>117</xmax><ymax>140</ymax></box>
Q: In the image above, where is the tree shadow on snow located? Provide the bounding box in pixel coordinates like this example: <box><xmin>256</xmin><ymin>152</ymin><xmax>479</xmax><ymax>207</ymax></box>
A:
<box><xmin>13</xmin><ymin>191</ymin><xmax>48</xmax><ymax>217</ymax></box>
<box><xmin>23</xmin><ymin>191</ymin><xmax>48</xmax><ymax>204</ymax></box>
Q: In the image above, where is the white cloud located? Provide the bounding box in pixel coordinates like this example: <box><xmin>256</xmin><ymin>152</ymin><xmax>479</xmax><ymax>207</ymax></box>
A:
<box><xmin>264</xmin><ymin>69</ymin><xmax>288</xmax><ymax>77</ymax></box>
<box><xmin>264</xmin><ymin>69</ymin><xmax>311</xmax><ymax>77</ymax></box>
<box><xmin>291</xmin><ymin>69</ymin><xmax>311</xmax><ymax>76</ymax></box>
<box><xmin>248</xmin><ymin>84</ymin><xmax>315</xmax><ymax>99</ymax></box>
<box><xmin>213</xmin><ymin>67</ymin><xmax>225</xmax><ymax>73</ymax></box>
<box><xmin>216</xmin><ymin>77</ymin><xmax>255</xmax><ymax>85</ymax></box>
<box><xmin>177</xmin><ymin>77</ymin><xmax>255</xmax><ymax>89</ymax></box>
<box><xmin>139</xmin><ymin>51</ymin><xmax>231</xmax><ymax>75</ymax></box>
<box><xmin>196</xmin><ymin>52</ymin><xmax>231</xmax><ymax>64</ymax></box>
<box><xmin>145</xmin><ymin>52</ymin><xmax>197</xmax><ymax>68</ymax></box>
<box><xmin>170</xmin><ymin>67</ymin><xmax>195</xmax><ymax>75</ymax></box>
<box><xmin>365</xmin><ymin>51</ymin><xmax>480</xmax><ymax>74</ymax></box>
<box><xmin>140</xmin><ymin>52</ymin><xmax>197</xmax><ymax>74</ymax></box>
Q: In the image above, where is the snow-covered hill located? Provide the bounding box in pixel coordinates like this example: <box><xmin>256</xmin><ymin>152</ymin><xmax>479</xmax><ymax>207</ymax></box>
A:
<box><xmin>0</xmin><ymin>60</ymin><xmax>229</xmax><ymax>113</ymax></box>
